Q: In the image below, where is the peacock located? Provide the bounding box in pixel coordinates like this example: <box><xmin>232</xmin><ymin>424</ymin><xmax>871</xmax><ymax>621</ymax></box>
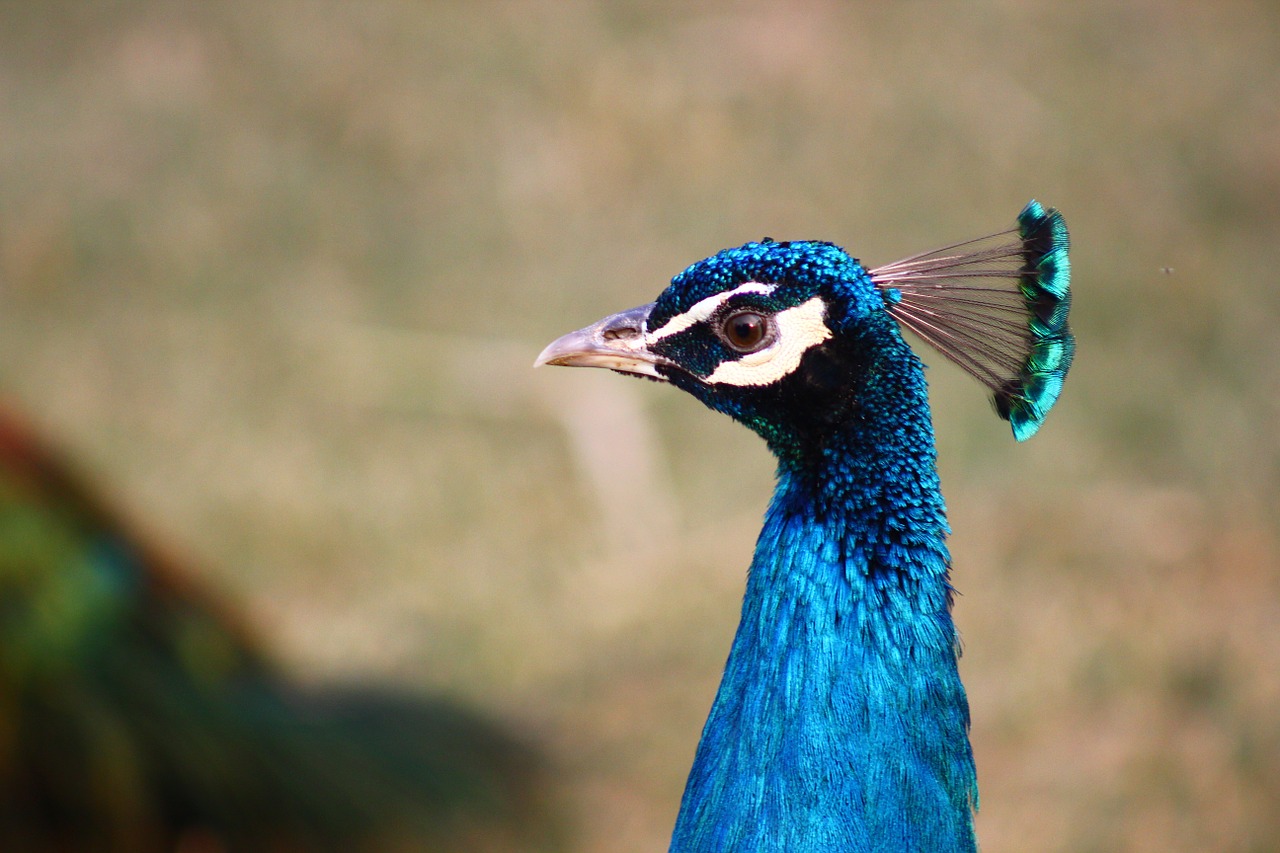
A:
<box><xmin>0</xmin><ymin>406</ymin><xmax>555</xmax><ymax>852</ymax></box>
<box><xmin>537</xmin><ymin>201</ymin><xmax>1073</xmax><ymax>851</ymax></box>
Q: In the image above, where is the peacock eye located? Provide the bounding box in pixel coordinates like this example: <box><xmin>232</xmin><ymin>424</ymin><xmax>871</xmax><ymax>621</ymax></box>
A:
<box><xmin>721</xmin><ymin>310</ymin><xmax>771</xmax><ymax>353</ymax></box>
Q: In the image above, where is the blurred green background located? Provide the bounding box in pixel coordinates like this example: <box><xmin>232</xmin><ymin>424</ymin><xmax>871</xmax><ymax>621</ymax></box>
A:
<box><xmin>2</xmin><ymin>1</ymin><xmax>1278</xmax><ymax>851</ymax></box>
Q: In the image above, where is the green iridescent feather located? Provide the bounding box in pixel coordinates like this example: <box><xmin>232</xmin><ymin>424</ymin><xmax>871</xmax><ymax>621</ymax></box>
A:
<box><xmin>997</xmin><ymin>201</ymin><xmax>1074</xmax><ymax>439</ymax></box>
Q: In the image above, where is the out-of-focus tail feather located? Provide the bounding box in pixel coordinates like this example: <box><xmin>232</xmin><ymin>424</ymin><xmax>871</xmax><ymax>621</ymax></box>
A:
<box><xmin>0</xmin><ymin>407</ymin><xmax>558</xmax><ymax>852</ymax></box>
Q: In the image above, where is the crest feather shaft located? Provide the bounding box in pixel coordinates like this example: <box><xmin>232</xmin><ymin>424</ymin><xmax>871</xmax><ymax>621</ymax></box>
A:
<box><xmin>871</xmin><ymin>201</ymin><xmax>1074</xmax><ymax>440</ymax></box>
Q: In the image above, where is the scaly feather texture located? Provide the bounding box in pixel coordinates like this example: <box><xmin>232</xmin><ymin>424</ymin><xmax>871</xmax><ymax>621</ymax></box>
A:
<box><xmin>537</xmin><ymin>202</ymin><xmax>1073</xmax><ymax>852</ymax></box>
<box><xmin>0</xmin><ymin>407</ymin><xmax>554</xmax><ymax>853</ymax></box>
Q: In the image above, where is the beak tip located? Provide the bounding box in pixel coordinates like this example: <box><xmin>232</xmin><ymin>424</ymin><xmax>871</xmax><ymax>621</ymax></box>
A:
<box><xmin>533</xmin><ymin>334</ymin><xmax>578</xmax><ymax>370</ymax></box>
<box><xmin>535</xmin><ymin>303</ymin><xmax>666</xmax><ymax>379</ymax></box>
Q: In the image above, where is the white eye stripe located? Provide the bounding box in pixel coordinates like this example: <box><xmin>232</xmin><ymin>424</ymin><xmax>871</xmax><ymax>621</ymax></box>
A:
<box><xmin>704</xmin><ymin>297</ymin><xmax>830</xmax><ymax>386</ymax></box>
<box><xmin>645</xmin><ymin>282</ymin><xmax>777</xmax><ymax>343</ymax></box>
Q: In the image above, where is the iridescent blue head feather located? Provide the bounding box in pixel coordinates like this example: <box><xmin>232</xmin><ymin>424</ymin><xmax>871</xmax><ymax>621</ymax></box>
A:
<box><xmin>634</xmin><ymin>238</ymin><xmax>916</xmax><ymax>466</ymax></box>
<box><xmin>649</xmin><ymin>238</ymin><xmax>885</xmax><ymax>331</ymax></box>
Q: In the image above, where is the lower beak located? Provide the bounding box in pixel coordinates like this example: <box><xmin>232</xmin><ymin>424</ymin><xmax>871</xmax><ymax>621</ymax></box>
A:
<box><xmin>534</xmin><ymin>303</ymin><xmax>673</xmax><ymax>380</ymax></box>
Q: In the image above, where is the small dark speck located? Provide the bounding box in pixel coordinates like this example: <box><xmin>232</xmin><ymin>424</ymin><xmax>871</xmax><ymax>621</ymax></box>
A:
<box><xmin>1160</xmin><ymin>266</ymin><xmax>1175</xmax><ymax>275</ymax></box>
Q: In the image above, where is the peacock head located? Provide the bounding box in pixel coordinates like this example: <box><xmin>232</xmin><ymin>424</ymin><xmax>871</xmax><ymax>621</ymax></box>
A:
<box><xmin>538</xmin><ymin>202</ymin><xmax>1074</xmax><ymax>451</ymax></box>
<box><xmin>535</xmin><ymin>239</ymin><xmax>905</xmax><ymax>460</ymax></box>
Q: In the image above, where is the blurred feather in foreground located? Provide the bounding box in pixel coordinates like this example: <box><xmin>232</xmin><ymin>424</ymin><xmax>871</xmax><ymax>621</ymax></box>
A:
<box><xmin>0</xmin><ymin>406</ymin><xmax>557</xmax><ymax>852</ymax></box>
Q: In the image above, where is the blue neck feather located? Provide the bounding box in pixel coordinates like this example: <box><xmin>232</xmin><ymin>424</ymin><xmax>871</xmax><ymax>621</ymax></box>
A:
<box><xmin>669</xmin><ymin>330</ymin><xmax>978</xmax><ymax>852</ymax></box>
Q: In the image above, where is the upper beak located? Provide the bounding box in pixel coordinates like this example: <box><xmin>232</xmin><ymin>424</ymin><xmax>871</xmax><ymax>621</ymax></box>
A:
<box><xmin>534</xmin><ymin>303</ymin><xmax>674</xmax><ymax>380</ymax></box>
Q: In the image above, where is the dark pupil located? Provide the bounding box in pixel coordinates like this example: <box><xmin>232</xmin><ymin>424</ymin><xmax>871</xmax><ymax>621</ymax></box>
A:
<box><xmin>725</xmin><ymin>312</ymin><xmax>766</xmax><ymax>350</ymax></box>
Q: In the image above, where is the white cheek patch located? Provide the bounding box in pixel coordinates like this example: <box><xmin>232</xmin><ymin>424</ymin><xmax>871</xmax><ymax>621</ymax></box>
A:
<box><xmin>645</xmin><ymin>282</ymin><xmax>777</xmax><ymax>343</ymax></box>
<box><xmin>704</xmin><ymin>296</ymin><xmax>830</xmax><ymax>387</ymax></box>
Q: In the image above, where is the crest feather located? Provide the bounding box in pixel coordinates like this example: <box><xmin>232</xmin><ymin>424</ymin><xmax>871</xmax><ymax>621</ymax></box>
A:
<box><xmin>870</xmin><ymin>200</ymin><xmax>1074</xmax><ymax>441</ymax></box>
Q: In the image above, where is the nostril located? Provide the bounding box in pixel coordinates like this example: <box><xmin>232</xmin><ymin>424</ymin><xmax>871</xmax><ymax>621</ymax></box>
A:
<box><xmin>602</xmin><ymin>326</ymin><xmax>640</xmax><ymax>342</ymax></box>
<box><xmin>592</xmin><ymin>303</ymin><xmax>654</xmax><ymax>347</ymax></box>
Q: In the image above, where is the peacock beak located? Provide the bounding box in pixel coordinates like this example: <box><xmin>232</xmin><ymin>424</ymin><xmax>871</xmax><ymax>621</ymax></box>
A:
<box><xmin>534</xmin><ymin>303</ymin><xmax>674</xmax><ymax>380</ymax></box>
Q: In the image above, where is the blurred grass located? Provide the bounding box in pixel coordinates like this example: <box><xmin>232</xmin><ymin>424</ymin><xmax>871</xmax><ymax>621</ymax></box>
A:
<box><xmin>2</xmin><ymin>1</ymin><xmax>1279</xmax><ymax>850</ymax></box>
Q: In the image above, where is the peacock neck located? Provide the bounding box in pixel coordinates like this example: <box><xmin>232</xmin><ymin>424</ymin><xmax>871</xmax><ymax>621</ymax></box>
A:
<box><xmin>670</xmin><ymin>344</ymin><xmax>978</xmax><ymax>852</ymax></box>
